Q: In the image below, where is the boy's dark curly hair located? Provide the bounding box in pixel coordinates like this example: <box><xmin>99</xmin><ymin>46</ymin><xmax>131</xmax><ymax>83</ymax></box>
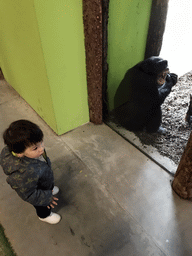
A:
<box><xmin>3</xmin><ymin>120</ymin><xmax>43</xmax><ymax>153</ymax></box>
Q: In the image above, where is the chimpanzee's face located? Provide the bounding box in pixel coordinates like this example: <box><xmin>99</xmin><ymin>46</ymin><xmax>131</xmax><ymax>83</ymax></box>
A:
<box><xmin>139</xmin><ymin>56</ymin><xmax>168</xmax><ymax>76</ymax></box>
<box><xmin>157</xmin><ymin>67</ymin><xmax>170</xmax><ymax>86</ymax></box>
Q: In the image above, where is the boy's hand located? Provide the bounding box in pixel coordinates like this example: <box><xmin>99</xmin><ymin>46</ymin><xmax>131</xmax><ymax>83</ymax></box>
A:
<box><xmin>47</xmin><ymin>197</ymin><xmax>59</xmax><ymax>209</ymax></box>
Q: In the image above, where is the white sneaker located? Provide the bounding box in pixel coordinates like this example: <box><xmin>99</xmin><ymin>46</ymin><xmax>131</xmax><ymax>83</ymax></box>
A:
<box><xmin>39</xmin><ymin>212</ymin><xmax>61</xmax><ymax>224</ymax></box>
<box><xmin>52</xmin><ymin>186</ymin><xmax>59</xmax><ymax>195</ymax></box>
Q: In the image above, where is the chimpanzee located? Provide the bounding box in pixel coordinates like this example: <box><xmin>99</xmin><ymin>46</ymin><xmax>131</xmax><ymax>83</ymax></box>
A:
<box><xmin>114</xmin><ymin>56</ymin><xmax>178</xmax><ymax>133</ymax></box>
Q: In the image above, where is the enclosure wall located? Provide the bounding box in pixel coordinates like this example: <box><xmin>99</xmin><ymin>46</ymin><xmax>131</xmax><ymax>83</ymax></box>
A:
<box><xmin>107</xmin><ymin>0</ymin><xmax>153</xmax><ymax>110</ymax></box>
<box><xmin>0</xmin><ymin>0</ymin><xmax>89</xmax><ymax>135</ymax></box>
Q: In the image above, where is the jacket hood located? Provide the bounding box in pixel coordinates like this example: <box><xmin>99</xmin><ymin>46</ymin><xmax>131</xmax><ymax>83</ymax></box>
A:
<box><xmin>0</xmin><ymin>146</ymin><xmax>29</xmax><ymax>175</ymax></box>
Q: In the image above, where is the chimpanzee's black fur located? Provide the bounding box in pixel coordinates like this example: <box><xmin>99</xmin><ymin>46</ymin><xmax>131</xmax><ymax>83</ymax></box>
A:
<box><xmin>114</xmin><ymin>56</ymin><xmax>178</xmax><ymax>133</ymax></box>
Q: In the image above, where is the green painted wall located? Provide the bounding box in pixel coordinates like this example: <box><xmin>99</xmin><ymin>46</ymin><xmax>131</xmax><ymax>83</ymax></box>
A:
<box><xmin>0</xmin><ymin>0</ymin><xmax>57</xmax><ymax>131</ymax></box>
<box><xmin>108</xmin><ymin>0</ymin><xmax>153</xmax><ymax>110</ymax></box>
<box><xmin>0</xmin><ymin>0</ymin><xmax>89</xmax><ymax>135</ymax></box>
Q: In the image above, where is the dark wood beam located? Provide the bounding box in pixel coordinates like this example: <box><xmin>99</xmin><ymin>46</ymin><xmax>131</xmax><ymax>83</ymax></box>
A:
<box><xmin>145</xmin><ymin>0</ymin><xmax>169</xmax><ymax>58</ymax></box>
<box><xmin>82</xmin><ymin>0</ymin><xmax>103</xmax><ymax>124</ymax></box>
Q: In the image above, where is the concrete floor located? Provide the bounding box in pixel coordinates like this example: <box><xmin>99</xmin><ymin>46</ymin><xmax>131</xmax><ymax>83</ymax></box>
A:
<box><xmin>106</xmin><ymin>120</ymin><xmax>177</xmax><ymax>176</ymax></box>
<box><xmin>0</xmin><ymin>79</ymin><xmax>192</xmax><ymax>256</ymax></box>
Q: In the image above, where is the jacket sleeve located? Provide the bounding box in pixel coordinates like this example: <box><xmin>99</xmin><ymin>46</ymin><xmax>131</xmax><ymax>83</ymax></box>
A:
<box><xmin>7</xmin><ymin>167</ymin><xmax>53</xmax><ymax>207</ymax></box>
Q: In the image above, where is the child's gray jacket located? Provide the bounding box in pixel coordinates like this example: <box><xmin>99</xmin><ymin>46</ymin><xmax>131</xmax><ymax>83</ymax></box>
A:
<box><xmin>0</xmin><ymin>146</ymin><xmax>54</xmax><ymax>207</ymax></box>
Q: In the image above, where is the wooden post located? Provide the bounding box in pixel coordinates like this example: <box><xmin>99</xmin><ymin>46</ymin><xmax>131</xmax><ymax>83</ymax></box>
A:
<box><xmin>102</xmin><ymin>0</ymin><xmax>109</xmax><ymax>120</ymax></box>
<box><xmin>82</xmin><ymin>0</ymin><xmax>103</xmax><ymax>124</ymax></box>
<box><xmin>145</xmin><ymin>0</ymin><xmax>169</xmax><ymax>59</ymax></box>
<box><xmin>172</xmin><ymin>131</ymin><xmax>192</xmax><ymax>199</ymax></box>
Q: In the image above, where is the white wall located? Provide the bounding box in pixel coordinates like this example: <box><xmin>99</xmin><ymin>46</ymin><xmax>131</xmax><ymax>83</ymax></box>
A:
<box><xmin>160</xmin><ymin>0</ymin><xmax>192</xmax><ymax>77</ymax></box>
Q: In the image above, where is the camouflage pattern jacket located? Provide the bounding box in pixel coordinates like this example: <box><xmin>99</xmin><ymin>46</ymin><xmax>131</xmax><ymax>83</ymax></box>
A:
<box><xmin>0</xmin><ymin>146</ymin><xmax>54</xmax><ymax>207</ymax></box>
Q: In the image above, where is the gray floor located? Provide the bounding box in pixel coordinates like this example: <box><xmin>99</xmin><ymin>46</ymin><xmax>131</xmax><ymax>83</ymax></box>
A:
<box><xmin>0</xmin><ymin>79</ymin><xmax>192</xmax><ymax>256</ymax></box>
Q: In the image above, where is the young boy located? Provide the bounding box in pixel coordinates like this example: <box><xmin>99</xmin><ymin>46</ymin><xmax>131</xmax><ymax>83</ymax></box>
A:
<box><xmin>0</xmin><ymin>120</ymin><xmax>61</xmax><ymax>224</ymax></box>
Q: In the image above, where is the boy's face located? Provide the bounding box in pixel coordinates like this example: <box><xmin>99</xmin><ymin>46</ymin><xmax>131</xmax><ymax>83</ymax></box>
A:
<box><xmin>17</xmin><ymin>141</ymin><xmax>45</xmax><ymax>158</ymax></box>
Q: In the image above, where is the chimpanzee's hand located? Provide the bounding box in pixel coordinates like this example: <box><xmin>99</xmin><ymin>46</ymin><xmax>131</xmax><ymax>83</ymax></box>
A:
<box><xmin>170</xmin><ymin>73</ymin><xmax>178</xmax><ymax>86</ymax></box>
<box><xmin>165</xmin><ymin>73</ymin><xmax>177</xmax><ymax>88</ymax></box>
